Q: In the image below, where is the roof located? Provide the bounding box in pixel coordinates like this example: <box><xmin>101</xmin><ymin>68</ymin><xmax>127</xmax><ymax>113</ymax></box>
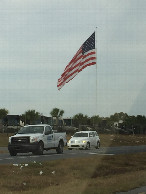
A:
<box><xmin>24</xmin><ymin>124</ymin><xmax>51</xmax><ymax>127</ymax></box>
<box><xmin>77</xmin><ymin>131</ymin><xmax>96</xmax><ymax>133</ymax></box>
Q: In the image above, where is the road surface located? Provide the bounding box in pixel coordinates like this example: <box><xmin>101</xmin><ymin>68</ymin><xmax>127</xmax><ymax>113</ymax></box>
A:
<box><xmin>0</xmin><ymin>145</ymin><xmax>146</xmax><ymax>164</ymax></box>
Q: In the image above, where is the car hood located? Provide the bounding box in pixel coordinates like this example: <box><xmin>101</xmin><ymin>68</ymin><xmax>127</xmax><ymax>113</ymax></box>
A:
<box><xmin>70</xmin><ymin>137</ymin><xmax>89</xmax><ymax>141</ymax></box>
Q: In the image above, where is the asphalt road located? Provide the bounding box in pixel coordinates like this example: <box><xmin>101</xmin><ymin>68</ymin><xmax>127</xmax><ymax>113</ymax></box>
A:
<box><xmin>0</xmin><ymin>145</ymin><xmax>146</xmax><ymax>165</ymax></box>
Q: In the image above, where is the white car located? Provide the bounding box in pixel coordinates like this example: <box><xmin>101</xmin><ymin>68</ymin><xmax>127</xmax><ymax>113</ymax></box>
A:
<box><xmin>67</xmin><ymin>131</ymin><xmax>100</xmax><ymax>150</ymax></box>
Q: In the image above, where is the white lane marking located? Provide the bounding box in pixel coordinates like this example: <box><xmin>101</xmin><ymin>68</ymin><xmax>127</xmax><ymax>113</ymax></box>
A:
<box><xmin>89</xmin><ymin>153</ymin><xmax>98</xmax><ymax>155</ymax></box>
<box><xmin>89</xmin><ymin>153</ymin><xmax>115</xmax><ymax>156</ymax></box>
<box><xmin>42</xmin><ymin>155</ymin><xmax>52</xmax><ymax>157</ymax></box>
<box><xmin>17</xmin><ymin>156</ymin><xmax>27</xmax><ymax>159</ymax></box>
<box><xmin>99</xmin><ymin>154</ymin><xmax>115</xmax><ymax>156</ymax></box>
<box><xmin>5</xmin><ymin>158</ymin><xmax>14</xmax><ymax>160</ymax></box>
<box><xmin>29</xmin><ymin>156</ymin><xmax>40</xmax><ymax>158</ymax></box>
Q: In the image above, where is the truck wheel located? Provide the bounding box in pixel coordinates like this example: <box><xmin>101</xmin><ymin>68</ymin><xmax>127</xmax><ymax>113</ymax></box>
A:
<box><xmin>95</xmin><ymin>141</ymin><xmax>100</xmax><ymax>149</ymax></box>
<box><xmin>37</xmin><ymin>142</ymin><xmax>44</xmax><ymax>155</ymax></box>
<box><xmin>56</xmin><ymin>142</ymin><xmax>63</xmax><ymax>154</ymax></box>
<box><xmin>85</xmin><ymin>142</ymin><xmax>90</xmax><ymax>150</ymax></box>
<box><xmin>9</xmin><ymin>151</ymin><xmax>17</xmax><ymax>156</ymax></box>
<box><xmin>32</xmin><ymin>151</ymin><xmax>37</xmax><ymax>155</ymax></box>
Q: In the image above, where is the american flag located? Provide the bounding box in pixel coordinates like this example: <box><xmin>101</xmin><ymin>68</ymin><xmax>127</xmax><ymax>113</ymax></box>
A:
<box><xmin>57</xmin><ymin>32</ymin><xmax>96</xmax><ymax>90</ymax></box>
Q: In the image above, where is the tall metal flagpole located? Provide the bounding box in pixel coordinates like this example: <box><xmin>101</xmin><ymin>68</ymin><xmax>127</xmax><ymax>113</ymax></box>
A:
<box><xmin>95</xmin><ymin>27</ymin><xmax>98</xmax><ymax>115</ymax></box>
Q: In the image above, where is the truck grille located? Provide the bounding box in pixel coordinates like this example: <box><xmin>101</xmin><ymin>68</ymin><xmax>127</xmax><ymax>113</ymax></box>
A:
<box><xmin>11</xmin><ymin>137</ymin><xmax>30</xmax><ymax>144</ymax></box>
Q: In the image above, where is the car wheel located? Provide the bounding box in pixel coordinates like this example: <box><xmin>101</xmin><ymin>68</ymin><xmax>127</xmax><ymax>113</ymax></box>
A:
<box><xmin>9</xmin><ymin>150</ymin><xmax>17</xmax><ymax>156</ymax></box>
<box><xmin>56</xmin><ymin>142</ymin><xmax>63</xmax><ymax>154</ymax></box>
<box><xmin>96</xmin><ymin>141</ymin><xmax>100</xmax><ymax>149</ymax></box>
<box><xmin>85</xmin><ymin>142</ymin><xmax>90</xmax><ymax>150</ymax></box>
<box><xmin>37</xmin><ymin>142</ymin><xmax>44</xmax><ymax>155</ymax></box>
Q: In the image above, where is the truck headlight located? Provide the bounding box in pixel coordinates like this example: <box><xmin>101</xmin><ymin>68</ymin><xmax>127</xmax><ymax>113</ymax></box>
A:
<box><xmin>68</xmin><ymin>140</ymin><xmax>70</xmax><ymax>144</ymax></box>
<box><xmin>82</xmin><ymin>140</ymin><xmax>87</xmax><ymax>143</ymax></box>
<box><xmin>30</xmin><ymin>137</ymin><xmax>38</xmax><ymax>143</ymax></box>
<box><xmin>9</xmin><ymin>137</ymin><xmax>11</xmax><ymax>143</ymax></box>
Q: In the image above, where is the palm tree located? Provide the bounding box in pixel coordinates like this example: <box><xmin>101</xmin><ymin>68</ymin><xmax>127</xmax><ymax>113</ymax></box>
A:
<box><xmin>50</xmin><ymin>108</ymin><xmax>65</xmax><ymax>128</ymax></box>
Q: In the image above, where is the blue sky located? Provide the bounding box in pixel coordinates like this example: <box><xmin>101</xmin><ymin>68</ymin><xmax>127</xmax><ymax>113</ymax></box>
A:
<box><xmin>0</xmin><ymin>0</ymin><xmax>145</xmax><ymax>117</ymax></box>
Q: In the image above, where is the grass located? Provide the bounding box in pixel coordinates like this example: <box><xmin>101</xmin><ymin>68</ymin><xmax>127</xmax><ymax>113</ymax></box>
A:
<box><xmin>0</xmin><ymin>133</ymin><xmax>146</xmax><ymax>193</ymax></box>
<box><xmin>0</xmin><ymin>133</ymin><xmax>13</xmax><ymax>147</ymax></box>
<box><xmin>0</xmin><ymin>152</ymin><xmax>146</xmax><ymax>194</ymax></box>
<box><xmin>99</xmin><ymin>134</ymin><xmax>146</xmax><ymax>147</ymax></box>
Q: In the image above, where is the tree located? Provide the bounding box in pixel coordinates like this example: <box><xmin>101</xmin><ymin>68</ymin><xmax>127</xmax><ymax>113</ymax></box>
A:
<box><xmin>0</xmin><ymin>108</ymin><xmax>9</xmax><ymax>128</ymax></box>
<box><xmin>72</xmin><ymin>113</ymin><xmax>89</xmax><ymax>128</ymax></box>
<box><xmin>110</xmin><ymin>112</ymin><xmax>128</xmax><ymax>123</ymax></box>
<box><xmin>50</xmin><ymin>108</ymin><xmax>64</xmax><ymax>118</ymax></box>
<box><xmin>124</xmin><ymin>115</ymin><xmax>136</xmax><ymax>134</ymax></box>
<box><xmin>135</xmin><ymin>115</ymin><xmax>146</xmax><ymax>134</ymax></box>
<box><xmin>21</xmin><ymin>110</ymin><xmax>41</xmax><ymax>125</ymax></box>
<box><xmin>90</xmin><ymin>115</ymin><xmax>102</xmax><ymax>127</ymax></box>
<box><xmin>50</xmin><ymin>108</ymin><xmax>65</xmax><ymax>128</ymax></box>
<box><xmin>0</xmin><ymin>108</ymin><xmax>9</xmax><ymax>119</ymax></box>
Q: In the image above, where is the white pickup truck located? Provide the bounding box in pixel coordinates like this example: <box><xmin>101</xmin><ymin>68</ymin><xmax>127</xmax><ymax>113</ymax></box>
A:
<box><xmin>67</xmin><ymin>131</ymin><xmax>100</xmax><ymax>150</ymax></box>
<box><xmin>8</xmin><ymin>124</ymin><xmax>67</xmax><ymax>156</ymax></box>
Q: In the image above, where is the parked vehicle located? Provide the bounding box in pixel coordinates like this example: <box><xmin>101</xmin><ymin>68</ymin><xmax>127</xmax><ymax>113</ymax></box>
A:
<box><xmin>67</xmin><ymin>131</ymin><xmax>100</xmax><ymax>150</ymax></box>
<box><xmin>8</xmin><ymin>124</ymin><xmax>67</xmax><ymax>156</ymax></box>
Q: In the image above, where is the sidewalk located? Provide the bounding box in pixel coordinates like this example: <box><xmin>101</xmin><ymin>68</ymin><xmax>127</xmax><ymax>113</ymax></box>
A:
<box><xmin>117</xmin><ymin>186</ymin><xmax>146</xmax><ymax>194</ymax></box>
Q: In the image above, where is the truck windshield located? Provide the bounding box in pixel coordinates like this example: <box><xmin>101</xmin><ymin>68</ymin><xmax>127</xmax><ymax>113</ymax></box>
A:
<box><xmin>18</xmin><ymin>126</ymin><xmax>44</xmax><ymax>134</ymax></box>
<box><xmin>73</xmin><ymin>133</ymin><xmax>88</xmax><ymax>137</ymax></box>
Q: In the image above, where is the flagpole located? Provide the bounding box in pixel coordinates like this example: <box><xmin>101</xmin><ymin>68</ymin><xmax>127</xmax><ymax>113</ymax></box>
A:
<box><xmin>95</xmin><ymin>27</ymin><xmax>98</xmax><ymax>115</ymax></box>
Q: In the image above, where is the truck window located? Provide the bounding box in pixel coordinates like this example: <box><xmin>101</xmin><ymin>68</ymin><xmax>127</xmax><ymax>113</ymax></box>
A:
<box><xmin>45</xmin><ymin>126</ymin><xmax>52</xmax><ymax>135</ymax></box>
<box><xmin>18</xmin><ymin>126</ymin><xmax>44</xmax><ymax>134</ymax></box>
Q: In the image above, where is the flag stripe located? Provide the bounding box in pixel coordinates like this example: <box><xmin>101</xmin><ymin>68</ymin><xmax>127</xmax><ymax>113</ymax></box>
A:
<box><xmin>57</xmin><ymin>58</ymin><xmax>96</xmax><ymax>88</ymax></box>
<box><xmin>61</xmin><ymin>50</ymin><xmax>96</xmax><ymax>81</ymax></box>
<box><xmin>62</xmin><ymin>51</ymin><xmax>83</xmax><ymax>77</ymax></box>
<box><xmin>57</xmin><ymin>32</ymin><xmax>96</xmax><ymax>90</ymax></box>
<box><xmin>64</xmin><ymin>48</ymin><xmax>82</xmax><ymax>72</ymax></box>
<box><xmin>57</xmin><ymin>55</ymin><xmax>96</xmax><ymax>89</ymax></box>
<box><xmin>57</xmin><ymin>56</ymin><xmax>96</xmax><ymax>89</ymax></box>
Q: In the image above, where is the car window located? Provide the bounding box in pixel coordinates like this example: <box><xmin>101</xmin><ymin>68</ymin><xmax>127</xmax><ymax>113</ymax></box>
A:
<box><xmin>73</xmin><ymin>133</ymin><xmax>88</xmax><ymax>137</ymax></box>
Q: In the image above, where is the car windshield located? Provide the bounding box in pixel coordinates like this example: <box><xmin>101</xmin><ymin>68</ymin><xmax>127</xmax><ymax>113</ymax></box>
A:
<box><xmin>73</xmin><ymin>133</ymin><xmax>88</xmax><ymax>137</ymax></box>
<box><xmin>18</xmin><ymin>126</ymin><xmax>44</xmax><ymax>134</ymax></box>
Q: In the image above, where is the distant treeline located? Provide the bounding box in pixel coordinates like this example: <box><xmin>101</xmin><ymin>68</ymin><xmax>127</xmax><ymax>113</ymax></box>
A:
<box><xmin>0</xmin><ymin>111</ymin><xmax>146</xmax><ymax>134</ymax></box>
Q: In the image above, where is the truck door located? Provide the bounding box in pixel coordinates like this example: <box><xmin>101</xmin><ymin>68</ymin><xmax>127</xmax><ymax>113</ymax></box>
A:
<box><xmin>44</xmin><ymin>126</ymin><xmax>54</xmax><ymax>148</ymax></box>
